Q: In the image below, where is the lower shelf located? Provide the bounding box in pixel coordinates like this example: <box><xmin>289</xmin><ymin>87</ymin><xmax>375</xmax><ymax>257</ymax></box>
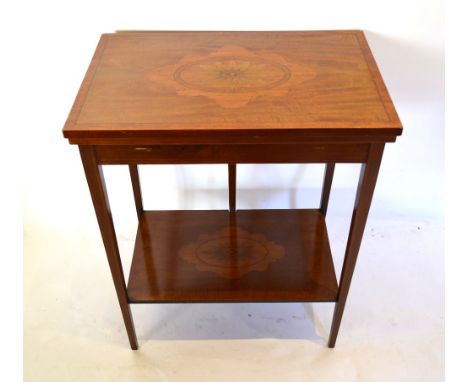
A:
<box><xmin>127</xmin><ymin>209</ymin><xmax>338</xmax><ymax>303</ymax></box>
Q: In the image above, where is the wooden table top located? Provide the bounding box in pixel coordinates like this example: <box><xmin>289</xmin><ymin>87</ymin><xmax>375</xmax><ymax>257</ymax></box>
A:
<box><xmin>63</xmin><ymin>31</ymin><xmax>402</xmax><ymax>145</ymax></box>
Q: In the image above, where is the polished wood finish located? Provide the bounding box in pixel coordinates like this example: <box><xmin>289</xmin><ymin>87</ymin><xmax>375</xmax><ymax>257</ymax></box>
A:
<box><xmin>328</xmin><ymin>143</ymin><xmax>385</xmax><ymax>347</ymax></box>
<box><xmin>79</xmin><ymin>146</ymin><xmax>138</xmax><ymax>350</ymax></box>
<box><xmin>228</xmin><ymin>164</ymin><xmax>236</xmax><ymax>211</ymax></box>
<box><xmin>127</xmin><ymin>209</ymin><xmax>338</xmax><ymax>303</ymax></box>
<box><xmin>71</xmin><ymin>133</ymin><xmax>397</xmax><ymax>146</ymax></box>
<box><xmin>66</xmin><ymin>31</ymin><xmax>402</xmax><ymax>349</ymax></box>
<box><xmin>320</xmin><ymin>163</ymin><xmax>335</xmax><ymax>216</ymax></box>
<box><xmin>129</xmin><ymin>165</ymin><xmax>143</xmax><ymax>218</ymax></box>
<box><xmin>63</xmin><ymin>31</ymin><xmax>402</xmax><ymax>145</ymax></box>
<box><xmin>94</xmin><ymin>143</ymin><xmax>370</xmax><ymax>164</ymax></box>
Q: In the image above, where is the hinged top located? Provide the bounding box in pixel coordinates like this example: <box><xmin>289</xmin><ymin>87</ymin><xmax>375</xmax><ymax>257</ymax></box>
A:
<box><xmin>63</xmin><ymin>31</ymin><xmax>402</xmax><ymax>145</ymax></box>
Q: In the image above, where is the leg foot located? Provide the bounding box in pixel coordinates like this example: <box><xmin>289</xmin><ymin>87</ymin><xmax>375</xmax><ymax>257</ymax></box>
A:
<box><xmin>328</xmin><ymin>144</ymin><xmax>384</xmax><ymax>346</ymax></box>
<box><xmin>80</xmin><ymin>146</ymin><xmax>139</xmax><ymax>349</ymax></box>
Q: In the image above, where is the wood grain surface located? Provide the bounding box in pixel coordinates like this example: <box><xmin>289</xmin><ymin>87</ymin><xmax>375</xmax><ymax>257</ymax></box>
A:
<box><xmin>127</xmin><ymin>209</ymin><xmax>338</xmax><ymax>303</ymax></box>
<box><xmin>63</xmin><ymin>31</ymin><xmax>402</xmax><ymax>144</ymax></box>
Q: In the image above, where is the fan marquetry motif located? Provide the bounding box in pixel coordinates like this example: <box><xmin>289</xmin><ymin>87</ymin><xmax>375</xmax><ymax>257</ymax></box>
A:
<box><xmin>151</xmin><ymin>45</ymin><xmax>316</xmax><ymax>108</ymax></box>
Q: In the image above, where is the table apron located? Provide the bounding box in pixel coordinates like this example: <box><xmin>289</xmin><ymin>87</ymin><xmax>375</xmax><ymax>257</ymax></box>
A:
<box><xmin>94</xmin><ymin>143</ymin><xmax>370</xmax><ymax>164</ymax></box>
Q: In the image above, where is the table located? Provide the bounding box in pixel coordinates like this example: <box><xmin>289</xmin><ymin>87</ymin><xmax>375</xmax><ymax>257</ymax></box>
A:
<box><xmin>63</xmin><ymin>31</ymin><xmax>402</xmax><ymax>349</ymax></box>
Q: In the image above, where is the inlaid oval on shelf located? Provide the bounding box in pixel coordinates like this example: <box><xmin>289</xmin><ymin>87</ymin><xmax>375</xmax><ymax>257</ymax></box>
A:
<box><xmin>179</xmin><ymin>226</ymin><xmax>285</xmax><ymax>279</ymax></box>
<box><xmin>196</xmin><ymin>237</ymin><xmax>269</xmax><ymax>268</ymax></box>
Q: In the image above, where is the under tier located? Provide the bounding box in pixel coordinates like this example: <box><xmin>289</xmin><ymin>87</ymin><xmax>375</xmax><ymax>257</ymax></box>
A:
<box><xmin>127</xmin><ymin>209</ymin><xmax>338</xmax><ymax>303</ymax></box>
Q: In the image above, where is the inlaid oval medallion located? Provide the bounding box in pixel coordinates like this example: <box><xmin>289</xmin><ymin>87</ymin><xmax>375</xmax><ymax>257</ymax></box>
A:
<box><xmin>151</xmin><ymin>44</ymin><xmax>316</xmax><ymax>108</ymax></box>
<box><xmin>173</xmin><ymin>57</ymin><xmax>291</xmax><ymax>93</ymax></box>
<box><xmin>196</xmin><ymin>237</ymin><xmax>268</xmax><ymax>268</ymax></box>
<box><xmin>178</xmin><ymin>227</ymin><xmax>285</xmax><ymax>279</ymax></box>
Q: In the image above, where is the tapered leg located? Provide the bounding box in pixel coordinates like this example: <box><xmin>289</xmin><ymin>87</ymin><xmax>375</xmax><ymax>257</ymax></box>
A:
<box><xmin>320</xmin><ymin>163</ymin><xmax>335</xmax><ymax>216</ymax></box>
<box><xmin>228</xmin><ymin>163</ymin><xmax>236</xmax><ymax>212</ymax></box>
<box><xmin>328</xmin><ymin>144</ymin><xmax>385</xmax><ymax>348</ymax></box>
<box><xmin>80</xmin><ymin>146</ymin><xmax>139</xmax><ymax>350</ymax></box>
<box><xmin>129</xmin><ymin>164</ymin><xmax>143</xmax><ymax>219</ymax></box>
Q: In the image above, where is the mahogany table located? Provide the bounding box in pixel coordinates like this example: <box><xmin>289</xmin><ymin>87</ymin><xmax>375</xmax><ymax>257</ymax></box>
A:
<box><xmin>63</xmin><ymin>31</ymin><xmax>402</xmax><ymax>349</ymax></box>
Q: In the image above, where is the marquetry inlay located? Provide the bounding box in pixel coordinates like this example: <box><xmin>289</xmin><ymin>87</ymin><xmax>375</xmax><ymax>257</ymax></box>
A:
<box><xmin>151</xmin><ymin>45</ymin><xmax>316</xmax><ymax>108</ymax></box>
<box><xmin>179</xmin><ymin>226</ymin><xmax>285</xmax><ymax>278</ymax></box>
